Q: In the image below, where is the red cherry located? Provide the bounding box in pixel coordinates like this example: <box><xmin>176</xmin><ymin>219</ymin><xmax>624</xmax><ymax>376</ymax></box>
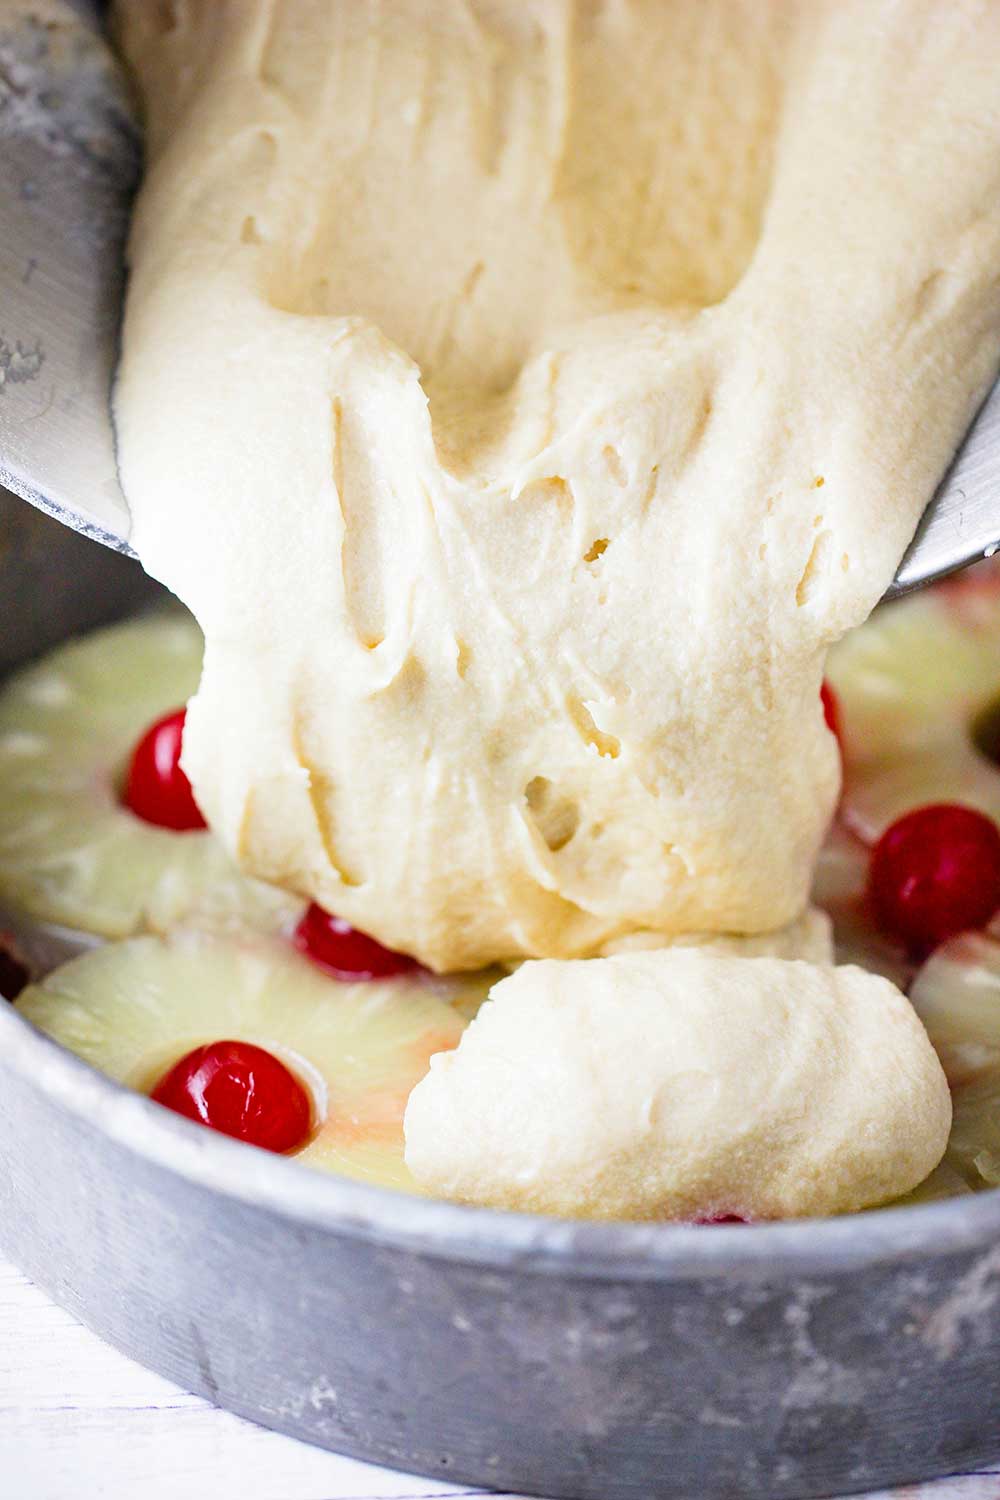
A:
<box><xmin>0</xmin><ymin>943</ymin><xmax>28</xmax><ymax>1001</ymax></box>
<box><xmin>151</xmin><ymin>1039</ymin><xmax>312</xmax><ymax>1153</ymax></box>
<box><xmin>124</xmin><ymin>708</ymin><xmax>207</xmax><ymax>832</ymax></box>
<box><xmin>294</xmin><ymin>902</ymin><xmax>420</xmax><ymax>981</ymax></box>
<box><xmin>821</xmin><ymin>680</ymin><xmax>842</xmax><ymax>748</ymax></box>
<box><xmin>936</xmin><ymin>556</ymin><xmax>1000</xmax><ymax>604</ymax></box>
<box><xmin>694</xmin><ymin>1213</ymin><xmax>750</xmax><ymax>1225</ymax></box>
<box><xmin>868</xmin><ymin>803</ymin><xmax>1000</xmax><ymax>958</ymax></box>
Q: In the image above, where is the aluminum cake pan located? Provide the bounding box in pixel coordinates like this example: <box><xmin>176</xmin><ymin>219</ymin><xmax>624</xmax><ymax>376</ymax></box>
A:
<box><xmin>1</xmin><ymin>498</ymin><xmax>1000</xmax><ymax>1500</ymax></box>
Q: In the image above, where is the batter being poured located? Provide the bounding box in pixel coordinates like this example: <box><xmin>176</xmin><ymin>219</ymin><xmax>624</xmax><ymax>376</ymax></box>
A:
<box><xmin>112</xmin><ymin>1</ymin><xmax>1000</xmax><ymax>1218</ymax></box>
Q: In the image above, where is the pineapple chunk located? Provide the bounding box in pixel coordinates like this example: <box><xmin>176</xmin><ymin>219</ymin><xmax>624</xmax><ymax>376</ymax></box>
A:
<box><xmin>16</xmin><ymin>929</ymin><xmax>492</xmax><ymax>1191</ymax></box>
<box><xmin>827</xmin><ymin>581</ymin><xmax>1000</xmax><ymax>843</ymax></box>
<box><xmin>0</xmin><ymin>611</ymin><xmax>300</xmax><ymax>939</ymax></box>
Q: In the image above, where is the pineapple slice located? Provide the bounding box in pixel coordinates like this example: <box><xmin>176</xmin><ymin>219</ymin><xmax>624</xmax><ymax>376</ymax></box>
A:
<box><xmin>826</xmin><ymin>572</ymin><xmax>1000</xmax><ymax>843</ymax></box>
<box><xmin>15</xmin><ymin>929</ymin><xmax>493</xmax><ymax>1192</ymax></box>
<box><xmin>0</xmin><ymin>611</ymin><xmax>300</xmax><ymax>939</ymax></box>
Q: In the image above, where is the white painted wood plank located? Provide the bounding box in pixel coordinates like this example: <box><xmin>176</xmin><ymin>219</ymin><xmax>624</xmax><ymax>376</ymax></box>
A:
<box><xmin>0</xmin><ymin>1261</ymin><xmax>486</xmax><ymax>1500</ymax></box>
<box><xmin>0</xmin><ymin>1262</ymin><xmax>199</xmax><ymax>1411</ymax></box>
<box><xmin>0</xmin><ymin>1411</ymin><xmax>489</xmax><ymax>1500</ymax></box>
<box><xmin>2</xmin><ymin>1256</ymin><xmax>999</xmax><ymax>1500</ymax></box>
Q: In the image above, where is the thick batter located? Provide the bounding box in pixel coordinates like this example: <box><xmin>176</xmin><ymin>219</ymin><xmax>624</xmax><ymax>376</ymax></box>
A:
<box><xmin>112</xmin><ymin>1</ymin><xmax>1000</xmax><ymax>1216</ymax></box>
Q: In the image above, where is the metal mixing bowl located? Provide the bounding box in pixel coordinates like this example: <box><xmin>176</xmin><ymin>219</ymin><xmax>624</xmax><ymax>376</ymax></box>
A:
<box><xmin>2</xmin><ymin>497</ymin><xmax>1000</xmax><ymax>1500</ymax></box>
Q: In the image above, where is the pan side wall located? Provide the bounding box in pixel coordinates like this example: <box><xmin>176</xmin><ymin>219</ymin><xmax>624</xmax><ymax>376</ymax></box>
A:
<box><xmin>2</xmin><ymin>1054</ymin><xmax>1000</xmax><ymax>1500</ymax></box>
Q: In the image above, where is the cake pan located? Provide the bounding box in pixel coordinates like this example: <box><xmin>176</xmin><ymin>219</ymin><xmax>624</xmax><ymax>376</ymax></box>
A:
<box><xmin>4</xmin><ymin>6</ymin><xmax>1000</xmax><ymax>1495</ymax></box>
<box><xmin>3</xmin><ymin>498</ymin><xmax>1000</xmax><ymax>1500</ymax></box>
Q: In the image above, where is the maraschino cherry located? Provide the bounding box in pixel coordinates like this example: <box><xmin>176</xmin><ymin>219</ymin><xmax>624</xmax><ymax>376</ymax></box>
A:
<box><xmin>294</xmin><ymin>902</ymin><xmax>420</xmax><ymax>981</ymax></box>
<box><xmin>124</xmin><ymin>708</ymin><xmax>206</xmax><ymax>831</ymax></box>
<box><xmin>868</xmin><ymin>803</ymin><xmax>1000</xmax><ymax>958</ymax></box>
<box><xmin>151</xmin><ymin>1039</ymin><xmax>312</xmax><ymax>1153</ymax></box>
<box><xmin>821</xmin><ymin>680</ymin><xmax>842</xmax><ymax>748</ymax></box>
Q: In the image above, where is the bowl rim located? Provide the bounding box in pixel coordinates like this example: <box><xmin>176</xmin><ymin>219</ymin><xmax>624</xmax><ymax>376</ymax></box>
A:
<box><xmin>5</xmin><ymin>997</ymin><xmax>999</xmax><ymax>1281</ymax></box>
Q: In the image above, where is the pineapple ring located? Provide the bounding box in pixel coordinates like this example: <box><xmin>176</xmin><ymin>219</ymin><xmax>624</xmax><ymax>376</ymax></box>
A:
<box><xmin>0</xmin><ymin>611</ymin><xmax>301</xmax><ymax>941</ymax></box>
<box><xmin>826</xmin><ymin>564</ymin><xmax>1000</xmax><ymax>844</ymax></box>
<box><xmin>15</xmin><ymin>929</ymin><xmax>493</xmax><ymax>1192</ymax></box>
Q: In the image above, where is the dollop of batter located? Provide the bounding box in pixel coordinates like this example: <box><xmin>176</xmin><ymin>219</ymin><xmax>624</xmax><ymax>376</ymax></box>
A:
<box><xmin>112</xmin><ymin>1</ymin><xmax>1000</xmax><ymax>1216</ymax></box>
<box><xmin>405</xmin><ymin>951</ymin><xmax>951</xmax><ymax>1219</ymax></box>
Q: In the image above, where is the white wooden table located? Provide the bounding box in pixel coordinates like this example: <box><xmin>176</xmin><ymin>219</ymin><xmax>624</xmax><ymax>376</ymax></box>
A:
<box><xmin>2</xmin><ymin>1258</ymin><xmax>998</xmax><ymax>1500</ymax></box>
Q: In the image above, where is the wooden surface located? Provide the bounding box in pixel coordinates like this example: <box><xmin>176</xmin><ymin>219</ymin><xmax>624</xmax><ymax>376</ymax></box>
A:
<box><xmin>2</xmin><ymin>1257</ymin><xmax>1000</xmax><ymax>1500</ymax></box>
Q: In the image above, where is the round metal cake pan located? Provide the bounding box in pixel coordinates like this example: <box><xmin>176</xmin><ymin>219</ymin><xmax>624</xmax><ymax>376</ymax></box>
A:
<box><xmin>2</xmin><ymin>501</ymin><xmax>1000</xmax><ymax>1500</ymax></box>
